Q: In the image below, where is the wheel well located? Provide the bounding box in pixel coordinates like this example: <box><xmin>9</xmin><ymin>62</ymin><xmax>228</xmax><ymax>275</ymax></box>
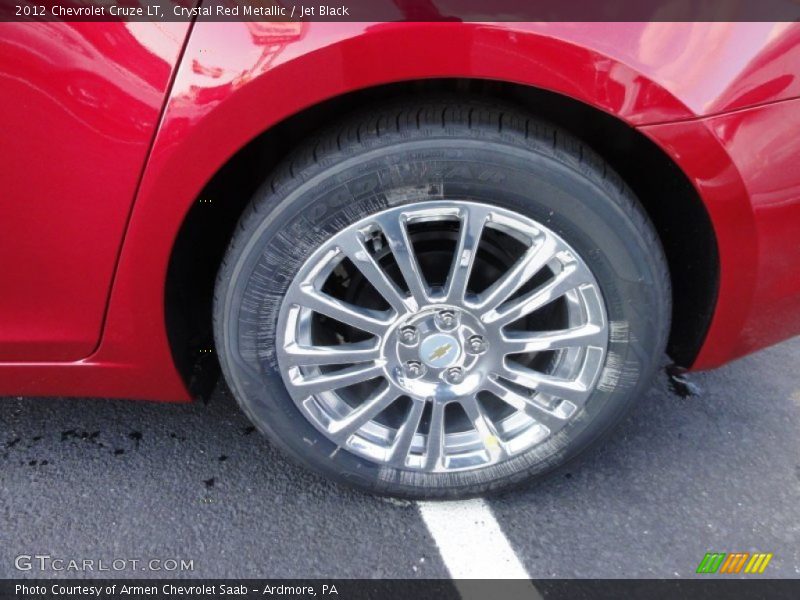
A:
<box><xmin>166</xmin><ymin>79</ymin><xmax>719</xmax><ymax>396</ymax></box>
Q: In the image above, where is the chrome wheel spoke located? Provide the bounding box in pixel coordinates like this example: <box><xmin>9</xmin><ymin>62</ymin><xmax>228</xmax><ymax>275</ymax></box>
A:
<box><xmin>499</xmin><ymin>324</ymin><xmax>605</xmax><ymax>355</ymax></box>
<box><xmin>473</xmin><ymin>235</ymin><xmax>557</xmax><ymax>312</ymax></box>
<box><xmin>482</xmin><ymin>262</ymin><xmax>587</xmax><ymax>326</ymax></box>
<box><xmin>499</xmin><ymin>363</ymin><xmax>590</xmax><ymax>406</ymax></box>
<box><xmin>284</xmin><ymin>341</ymin><xmax>381</xmax><ymax>367</ymax></box>
<box><xmin>298</xmin><ymin>287</ymin><xmax>390</xmax><ymax>336</ymax></box>
<box><xmin>387</xmin><ymin>398</ymin><xmax>426</xmax><ymax>467</ymax></box>
<box><xmin>483</xmin><ymin>377</ymin><xmax>565</xmax><ymax>432</ymax></box>
<box><xmin>443</xmin><ymin>207</ymin><xmax>487</xmax><ymax>304</ymax></box>
<box><xmin>423</xmin><ymin>400</ymin><xmax>447</xmax><ymax>471</ymax></box>
<box><xmin>337</xmin><ymin>235</ymin><xmax>412</xmax><ymax>315</ymax></box>
<box><xmin>379</xmin><ymin>215</ymin><xmax>430</xmax><ymax>307</ymax></box>
<box><xmin>289</xmin><ymin>362</ymin><xmax>384</xmax><ymax>397</ymax></box>
<box><xmin>460</xmin><ymin>395</ymin><xmax>508</xmax><ymax>461</ymax></box>
<box><xmin>329</xmin><ymin>384</ymin><xmax>402</xmax><ymax>441</ymax></box>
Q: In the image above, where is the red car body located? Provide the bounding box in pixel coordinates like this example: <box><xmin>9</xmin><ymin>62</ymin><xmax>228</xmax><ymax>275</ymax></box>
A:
<box><xmin>1</xmin><ymin>20</ymin><xmax>799</xmax><ymax>402</ymax></box>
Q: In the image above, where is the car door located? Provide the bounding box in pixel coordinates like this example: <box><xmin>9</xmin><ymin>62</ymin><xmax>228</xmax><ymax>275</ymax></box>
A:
<box><xmin>0</xmin><ymin>22</ymin><xmax>191</xmax><ymax>360</ymax></box>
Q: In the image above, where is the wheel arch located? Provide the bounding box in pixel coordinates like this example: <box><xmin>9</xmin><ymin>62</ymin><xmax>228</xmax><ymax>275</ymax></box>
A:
<box><xmin>96</xmin><ymin>24</ymin><xmax>734</xmax><ymax>401</ymax></box>
<box><xmin>164</xmin><ymin>79</ymin><xmax>719</xmax><ymax>395</ymax></box>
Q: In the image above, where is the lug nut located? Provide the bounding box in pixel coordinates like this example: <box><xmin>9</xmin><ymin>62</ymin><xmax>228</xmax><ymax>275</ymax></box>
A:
<box><xmin>398</xmin><ymin>326</ymin><xmax>419</xmax><ymax>346</ymax></box>
<box><xmin>466</xmin><ymin>335</ymin><xmax>487</xmax><ymax>355</ymax></box>
<box><xmin>444</xmin><ymin>367</ymin><xmax>464</xmax><ymax>384</ymax></box>
<box><xmin>435</xmin><ymin>310</ymin><xmax>458</xmax><ymax>331</ymax></box>
<box><xmin>404</xmin><ymin>360</ymin><xmax>425</xmax><ymax>379</ymax></box>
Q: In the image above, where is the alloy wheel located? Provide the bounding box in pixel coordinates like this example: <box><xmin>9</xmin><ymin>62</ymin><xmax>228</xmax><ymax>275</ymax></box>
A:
<box><xmin>275</xmin><ymin>201</ymin><xmax>608</xmax><ymax>473</ymax></box>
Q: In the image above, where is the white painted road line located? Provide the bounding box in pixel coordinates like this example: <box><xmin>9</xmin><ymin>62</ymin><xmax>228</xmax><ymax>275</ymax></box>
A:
<box><xmin>417</xmin><ymin>498</ymin><xmax>532</xmax><ymax>579</ymax></box>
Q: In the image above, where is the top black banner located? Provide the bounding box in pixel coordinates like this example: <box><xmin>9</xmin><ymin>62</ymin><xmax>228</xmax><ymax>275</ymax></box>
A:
<box><xmin>2</xmin><ymin>0</ymin><xmax>800</xmax><ymax>22</ymax></box>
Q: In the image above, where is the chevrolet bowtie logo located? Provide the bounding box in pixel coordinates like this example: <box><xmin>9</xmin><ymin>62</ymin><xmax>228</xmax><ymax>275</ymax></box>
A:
<box><xmin>428</xmin><ymin>343</ymin><xmax>453</xmax><ymax>362</ymax></box>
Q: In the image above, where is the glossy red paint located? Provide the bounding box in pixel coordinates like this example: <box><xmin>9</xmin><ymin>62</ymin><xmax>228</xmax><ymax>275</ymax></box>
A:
<box><xmin>640</xmin><ymin>97</ymin><xmax>800</xmax><ymax>370</ymax></box>
<box><xmin>680</xmin><ymin>99</ymin><xmax>800</xmax><ymax>367</ymax></box>
<box><xmin>0</xmin><ymin>22</ymin><xmax>190</xmax><ymax>361</ymax></box>
<box><xmin>0</xmin><ymin>21</ymin><xmax>798</xmax><ymax>400</ymax></box>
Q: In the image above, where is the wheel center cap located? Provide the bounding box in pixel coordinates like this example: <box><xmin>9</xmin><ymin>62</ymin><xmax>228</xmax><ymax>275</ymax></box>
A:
<box><xmin>419</xmin><ymin>333</ymin><xmax>461</xmax><ymax>369</ymax></box>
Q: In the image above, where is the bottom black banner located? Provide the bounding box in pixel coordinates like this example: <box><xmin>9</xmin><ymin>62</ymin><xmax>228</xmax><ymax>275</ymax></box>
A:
<box><xmin>2</xmin><ymin>580</ymin><xmax>800</xmax><ymax>600</ymax></box>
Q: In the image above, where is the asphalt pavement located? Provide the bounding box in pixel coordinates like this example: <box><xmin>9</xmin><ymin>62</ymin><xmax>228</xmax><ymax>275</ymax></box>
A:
<box><xmin>2</xmin><ymin>337</ymin><xmax>799</xmax><ymax>579</ymax></box>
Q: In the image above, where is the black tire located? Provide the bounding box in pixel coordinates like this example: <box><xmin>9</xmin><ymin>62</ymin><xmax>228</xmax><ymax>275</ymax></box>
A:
<box><xmin>213</xmin><ymin>98</ymin><xmax>671</xmax><ymax>499</ymax></box>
